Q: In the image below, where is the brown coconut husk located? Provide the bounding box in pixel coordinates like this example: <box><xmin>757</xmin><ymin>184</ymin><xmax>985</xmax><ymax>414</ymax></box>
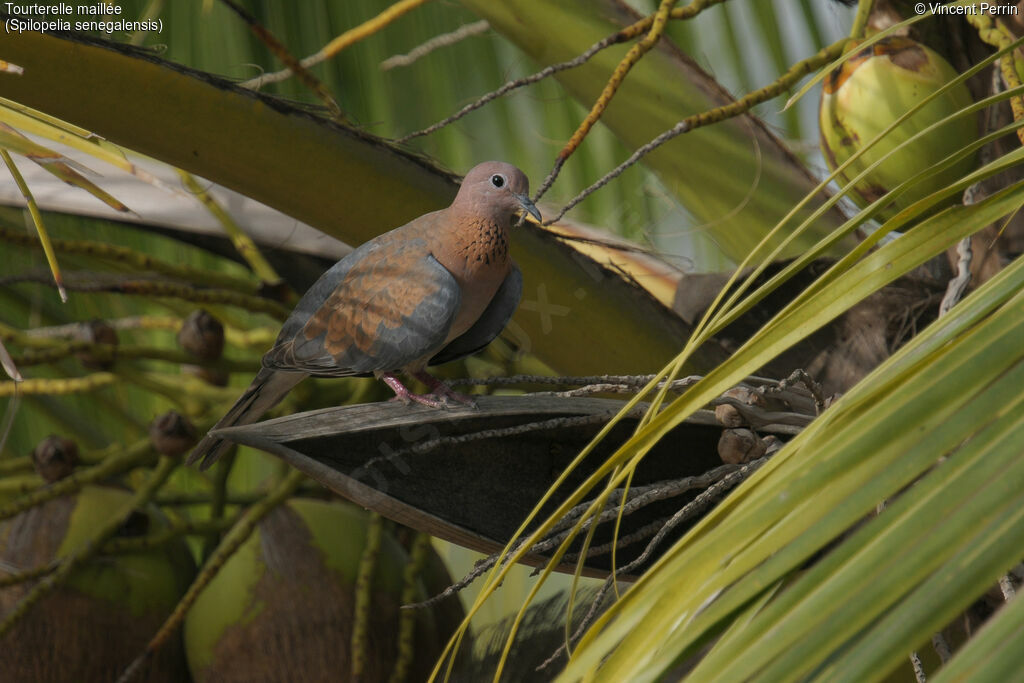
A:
<box><xmin>194</xmin><ymin>504</ymin><xmax>453</xmax><ymax>683</ymax></box>
<box><xmin>0</xmin><ymin>494</ymin><xmax>190</xmax><ymax>683</ymax></box>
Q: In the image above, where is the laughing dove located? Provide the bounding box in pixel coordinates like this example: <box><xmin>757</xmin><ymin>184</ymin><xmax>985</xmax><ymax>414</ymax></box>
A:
<box><xmin>188</xmin><ymin>161</ymin><xmax>541</xmax><ymax>469</ymax></box>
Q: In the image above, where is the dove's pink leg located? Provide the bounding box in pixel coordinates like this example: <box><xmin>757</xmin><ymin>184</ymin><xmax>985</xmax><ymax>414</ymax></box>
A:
<box><xmin>381</xmin><ymin>373</ymin><xmax>447</xmax><ymax>408</ymax></box>
<box><xmin>412</xmin><ymin>371</ymin><xmax>477</xmax><ymax>407</ymax></box>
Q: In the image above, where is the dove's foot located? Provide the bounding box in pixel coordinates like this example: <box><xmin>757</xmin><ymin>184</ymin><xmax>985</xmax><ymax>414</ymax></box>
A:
<box><xmin>382</xmin><ymin>372</ymin><xmax>476</xmax><ymax>409</ymax></box>
<box><xmin>413</xmin><ymin>371</ymin><xmax>478</xmax><ymax>408</ymax></box>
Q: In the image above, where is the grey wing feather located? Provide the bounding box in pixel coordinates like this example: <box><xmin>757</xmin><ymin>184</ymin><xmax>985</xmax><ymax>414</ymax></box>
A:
<box><xmin>271</xmin><ymin>240</ymin><xmax>377</xmax><ymax>344</ymax></box>
<box><xmin>430</xmin><ymin>265</ymin><xmax>522</xmax><ymax>366</ymax></box>
<box><xmin>186</xmin><ymin>367</ymin><xmax>306</xmax><ymax>470</ymax></box>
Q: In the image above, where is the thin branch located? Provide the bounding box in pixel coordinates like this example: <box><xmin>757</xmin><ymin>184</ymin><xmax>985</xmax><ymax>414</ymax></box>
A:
<box><xmin>539</xmin><ymin>456</ymin><xmax>768</xmax><ymax>669</ymax></box>
<box><xmin>544</xmin><ymin>38</ymin><xmax>847</xmax><ymax>222</ymax></box>
<box><xmin>446</xmin><ymin>374</ymin><xmax>813</xmax><ymax>426</ymax></box>
<box><xmin>538</xmin><ymin>0</ymin><xmax>680</xmax><ymax>202</ymax></box>
<box><xmin>380</xmin><ymin>20</ymin><xmax>490</xmax><ymax>71</ymax></box>
<box><xmin>771</xmin><ymin>368</ymin><xmax>828</xmax><ymax>413</ymax></box>
<box><xmin>562</xmin><ymin>518</ymin><xmax>670</xmax><ymax>562</ymax></box>
<box><xmin>394</xmin><ymin>0</ymin><xmax>729</xmax><ymax>145</ymax></box>
<box><xmin>9</xmin><ymin>341</ymin><xmax>257</xmax><ymax>372</ymax></box>
<box><xmin>244</xmin><ymin>0</ymin><xmax>432</xmax><ymax>90</ymax></box>
<box><xmin>0</xmin><ymin>224</ymin><xmax>260</xmax><ymax>294</ymax></box>
<box><xmin>940</xmin><ymin>62</ymin><xmax>1003</xmax><ymax>317</ymax></box>
<box><xmin>940</xmin><ymin>236</ymin><xmax>973</xmax><ymax>316</ymax></box>
<box><xmin>405</xmin><ymin>462</ymin><xmax>748</xmax><ymax>610</ymax></box>
<box><xmin>0</xmin><ymin>560</ymin><xmax>58</xmax><ymax>589</ymax></box>
<box><xmin>0</xmin><ymin>272</ymin><xmax>289</xmax><ymax>320</ymax></box>
<box><xmin>357</xmin><ymin>413</ymin><xmax>616</xmax><ymax>474</ymax></box>
<box><xmin>394</xmin><ymin>48</ymin><xmax>615</xmax><ymax>144</ymax></box>
<box><xmin>0</xmin><ymin>438</ymin><xmax>154</xmax><ymax>523</ymax></box>
<box><xmin>998</xmin><ymin>574</ymin><xmax>1016</xmax><ymax>601</ymax></box>
<box><xmin>447</xmin><ymin>373</ymin><xmax>676</xmax><ymax>389</ymax></box>
<box><xmin>403</xmin><ymin>555</ymin><xmax>496</xmax><ymax>610</ymax></box>
<box><xmin>931</xmin><ymin>632</ymin><xmax>951</xmax><ymax>665</ymax></box>
<box><xmin>910</xmin><ymin>652</ymin><xmax>927</xmax><ymax>683</ymax></box>
<box><xmin>219</xmin><ymin>0</ymin><xmax>343</xmax><ymax>118</ymax></box>
<box><xmin>545</xmin><ymin>463</ymin><xmax>741</xmax><ymax>539</ymax></box>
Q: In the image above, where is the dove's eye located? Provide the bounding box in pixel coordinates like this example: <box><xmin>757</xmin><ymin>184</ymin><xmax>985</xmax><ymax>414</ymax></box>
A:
<box><xmin>490</xmin><ymin>174</ymin><xmax>506</xmax><ymax>188</ymax></box>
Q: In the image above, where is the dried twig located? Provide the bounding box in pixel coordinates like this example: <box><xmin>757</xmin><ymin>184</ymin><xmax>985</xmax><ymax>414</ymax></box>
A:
<box><xmin>406</xmin><ymin>462</ymin><xmax>750</xmax><ymax>610</ymax></box>
<box><xmin>0</xmin><ymin>272</ymin><xmax>289</xmax><ymax>320</ymax></box>
<box><xmin>219</xmin><ymin>0</ymin><xmax>343</xmax><ymax>118</ymax></box>
<box><xmin>356</xmin><ymin>413</ymin><xmax>616</xmax><ymax>474</ymax></box>
<box><xmin>771</xmin><ymin>369</ymin><xmax>828</xmax><ymax>413</ymax></box>
<box><xmin>561</xmin><ymin>519</ymin><xmax>666</xmax><ymax>561</ymax></box>
<box><xmin>931</xmin><ymin>632</ymin><xmax>951</xmax><ymax>665</ymax></box>
<box><xmin>940</xmin><ymin>236</ymin><xmax>974</xmax><ymax>316</ymax></box>
<box><xmin>447</xmin><ymin>373</ymin><xmax>660</xmax><ymax>388</ymax></box>
<box><xmin>940</xmin><ymin>64</ymin><xmax>1002</xmax><ymax>317</ymax></box>
<box><xmin>538</xmin><ymin>456</ymin><xmax>768</xmax><ymax>669</ymax></box>
<box><xmin>0</xmin><ymin>225</ymin><xmax>259</xmax><ymax>294</ymax></box>
<box><xmin>998</xmin><ymin>574</ymin><xmax>1016</xmax><ymax>601</ymax></box>
<box><xmin>534</xmin><ymin>0</ymin><xmax>680</xmax><ymax>202</ymax></box>
<box><xmin>381</xmin><ymin>20</ymin><xmax>490</xmax><ymax>70</ymax></box>
<box><xmin>545</xmin><ymin>463</ymin><xmax>741</xmax><ymax>540</ymax></box>
<box><xmin>244</xmin><ymin>0</ymin><xmax>432</xmax><ymax>90</ymax></box>
<box><xmin>543</xmin><ymin>38</ymin><xmax>846</xmax><ymax>220</ymax></box>
<box><xmin>394</xmin><ymin>40</ymin><xmax>618</xmax><ymax>144</ymax></box>
<box><xmin>395</xmin><ymin>0</ymin><xmax>729</xmax><ymax>146</ymax></box>
<box><xmin>9</xmin><ymin>341</ymin><xmax>257</xmax><ymax>372</ymax></box>
<box><xmin>910</xmin><ymin>651</ymin><xmax>927</xmax><ymax>683</ymax></box>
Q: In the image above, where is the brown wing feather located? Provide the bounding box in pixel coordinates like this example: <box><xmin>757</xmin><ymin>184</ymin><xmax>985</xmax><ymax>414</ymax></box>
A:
<box><xmin>265</xmin><ymin>236</ymin><xmax>461</xmax><ymax>376</ymax></box>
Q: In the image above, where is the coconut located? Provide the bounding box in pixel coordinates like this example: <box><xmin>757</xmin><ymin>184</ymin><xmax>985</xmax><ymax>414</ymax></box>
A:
<box><xmin>149</xmin><ymin>411</ymin><xmax>198</xmax><ymax>458</ymax></box>
<box><xmin>31</xmin><ymin>435</ymin><xmax>79</xmax><ymax>482</ymax></box>
<box><xmin>73</xmin><ymin>319</ymin><xmax>119</xmax><ymax>370</ymax></box>
<box><xmin>178</xmin><ymin>310</ymin><xmax>225</xmax><ymax>361</ymax></box>
<box><xmin>819</xmin><ymin>37</ymin><xmax>976</xmax><ymax>221</ymax></box>
<box><xmin>0</xmin><ymin>484</ymin><xmax>196</xmax><ymax>682</ymax></box>
<box><xmin>184</xmin><ymin>498</ymin><xmax>464</xmax><ymax>683</ymax></box>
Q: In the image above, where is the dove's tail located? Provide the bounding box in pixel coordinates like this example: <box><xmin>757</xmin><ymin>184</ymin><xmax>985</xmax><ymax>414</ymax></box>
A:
<box><xmin>187</xmin><ymin>368</ymin><xmax>306</xmax><ymax>470</ymax></box>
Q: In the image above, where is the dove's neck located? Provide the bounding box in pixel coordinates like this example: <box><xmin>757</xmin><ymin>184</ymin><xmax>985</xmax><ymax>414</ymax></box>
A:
<box><xmin>442</xmin><ymin>206</ymin><xmax>512</xmax><ymax>272</ymax></box>
<box><xmin>432</xmin><ymin>207</ymin><xmax>513</xmax><ymax>342</ymax></box>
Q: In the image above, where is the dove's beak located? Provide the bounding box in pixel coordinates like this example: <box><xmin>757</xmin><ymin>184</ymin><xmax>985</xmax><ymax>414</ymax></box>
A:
<box><xmin>513</xmin><ymin>192</ymin><xmax>542</xmax><ymax>223</ymax></box>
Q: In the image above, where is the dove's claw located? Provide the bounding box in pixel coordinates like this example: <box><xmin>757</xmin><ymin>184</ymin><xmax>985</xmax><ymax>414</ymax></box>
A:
<box><xmin>382</xmin><ymin>372</ymin><xmax>476</xmax><ymax>409</ymax></box>
<box><xmin>413</xmin><ymin>371</ymin><xmax>478</xmax><ymax>408</ymax></box>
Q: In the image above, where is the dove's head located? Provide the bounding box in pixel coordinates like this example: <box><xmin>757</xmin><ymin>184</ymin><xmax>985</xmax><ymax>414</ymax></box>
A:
<box><xmin>455</xmin><ymin>161</ymin><xmax>542</xmax><ymax>225</ymax></box>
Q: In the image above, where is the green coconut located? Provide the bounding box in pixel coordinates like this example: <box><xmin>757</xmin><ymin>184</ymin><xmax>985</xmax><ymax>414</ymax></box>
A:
<box><xmin>0</xmin><ymin>484</ymin><xmax>196</xmax><ymax>682</ymax></box>
<box><xmin>819</xmin><ymin>36</ymin><xmax>977</xmax><ymax>221</ymax></box>
<box><xmin>184</xmin><ymin>497</ymin><xmax>465</xmax><ymax>683</ymax></box>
